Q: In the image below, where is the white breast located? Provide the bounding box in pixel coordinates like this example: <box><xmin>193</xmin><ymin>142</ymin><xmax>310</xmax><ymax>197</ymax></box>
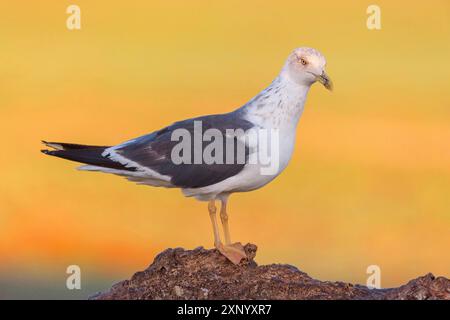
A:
<box><xmin>182</xmin><ymin>74</ymin><xmax>309</xmax><ymax>201</ymax></box>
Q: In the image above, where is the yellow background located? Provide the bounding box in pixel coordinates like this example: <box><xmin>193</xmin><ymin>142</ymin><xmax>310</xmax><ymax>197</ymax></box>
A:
<box><xmin>0</xmin><ymin>1</ymin><xmax>449</xmax><ymax>298</ymax></box>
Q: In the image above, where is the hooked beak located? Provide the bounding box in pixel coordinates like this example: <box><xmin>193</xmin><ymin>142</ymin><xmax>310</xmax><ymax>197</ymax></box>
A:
<box><xmin>316</xmin><ymin>71</ymin><xmax>333</xmax><ymax>91</ymax></box>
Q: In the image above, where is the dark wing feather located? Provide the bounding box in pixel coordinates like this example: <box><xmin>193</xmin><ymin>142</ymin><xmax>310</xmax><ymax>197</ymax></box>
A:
<box><xmin>114</xmin><ymin>112</ymin><xmax>254</xmax><ymax>188</ymax></box>
<box><xmin>42</xmin><ymin>144</ymin><xmax>137</xmax><ymax>171</ymax></box>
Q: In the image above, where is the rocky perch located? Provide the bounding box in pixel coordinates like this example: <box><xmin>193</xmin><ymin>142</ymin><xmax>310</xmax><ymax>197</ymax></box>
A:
<box><xmin>91</xmin><ymin>244</ymin><xmax>449</xmax><ymax>300</ymax></box>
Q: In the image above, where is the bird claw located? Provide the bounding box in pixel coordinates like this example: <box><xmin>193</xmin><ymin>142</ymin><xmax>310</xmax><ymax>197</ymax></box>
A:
<box><xmin>217</xmin><ymin>242</ymin><xmax>247</xmax><ymax>265</ymax></box>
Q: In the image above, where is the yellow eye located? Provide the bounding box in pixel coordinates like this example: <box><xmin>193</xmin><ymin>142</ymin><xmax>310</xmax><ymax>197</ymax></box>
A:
<box><xmin>300</xmin><ymin>58</ymin><xmax>307</xmax><ymax>65</ymax></box>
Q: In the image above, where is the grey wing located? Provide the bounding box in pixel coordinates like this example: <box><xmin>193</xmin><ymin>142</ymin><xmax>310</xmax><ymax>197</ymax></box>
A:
<box><xmin>106</xmin><ymin>112</ymin><xmax>255</xmax><ymax>188</ymax></box>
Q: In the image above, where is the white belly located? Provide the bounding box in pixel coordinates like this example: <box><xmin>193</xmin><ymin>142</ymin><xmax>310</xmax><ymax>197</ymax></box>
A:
<box><xmin>182</xmin><ymin>126</ymin><xmax>297</xmax><ymax>200</ymax></box>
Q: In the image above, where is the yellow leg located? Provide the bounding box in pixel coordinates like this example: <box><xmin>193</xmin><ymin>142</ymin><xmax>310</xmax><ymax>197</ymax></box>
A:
<box><xmin>213</xmin><ymin>197</ymin><xmax>247</xmax><ymax>265</ymax></box>
<box><xmin>220</xmin><ymin>198</ymin><xmax>231</xmax><ymax>245</ymax></box>
<box><xmin>208</xmin><ymin>200</ymin><xmax>221</xmax><ymax>247</ymax></box>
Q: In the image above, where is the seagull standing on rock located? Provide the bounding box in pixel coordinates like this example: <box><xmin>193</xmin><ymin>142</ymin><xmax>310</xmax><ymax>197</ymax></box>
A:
<box><xmin>42</xmin><ymin>47</ymin><xmax>333</xmax><ymax>264</ymax></box>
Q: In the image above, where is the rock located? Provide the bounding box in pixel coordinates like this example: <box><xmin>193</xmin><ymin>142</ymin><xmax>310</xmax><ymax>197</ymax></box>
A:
<box><xmin>91</xmin><ymin>244</ymin><xmax>450</xmax><ymax>300</ymax></box>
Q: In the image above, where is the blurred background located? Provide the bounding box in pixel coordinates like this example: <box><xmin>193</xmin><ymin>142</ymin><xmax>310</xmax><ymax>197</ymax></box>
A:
<box><xmin>0</xmin><ymin>0</ymin><xmax>449</xmax><ymax>299</ymax></box>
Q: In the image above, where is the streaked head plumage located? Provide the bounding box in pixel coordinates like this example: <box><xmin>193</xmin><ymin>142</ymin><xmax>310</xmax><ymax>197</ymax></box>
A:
<box><xmin>283</xmin><ymin>47</ymin><xmax>332</xmax><ymax>90</ymax></box>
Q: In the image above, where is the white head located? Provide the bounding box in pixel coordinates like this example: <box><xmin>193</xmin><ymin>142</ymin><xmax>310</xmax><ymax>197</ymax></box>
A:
<box><xmin>282</xmin><ymin>47</ymin><xmax>333</xmax><ymax>90</ymax></box>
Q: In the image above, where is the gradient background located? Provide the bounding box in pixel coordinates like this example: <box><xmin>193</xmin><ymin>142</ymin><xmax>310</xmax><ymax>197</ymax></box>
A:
<box><xmin>0</xmin><ymin>1</ymin><xmax>449</xmax><ymax>299</ymax></box>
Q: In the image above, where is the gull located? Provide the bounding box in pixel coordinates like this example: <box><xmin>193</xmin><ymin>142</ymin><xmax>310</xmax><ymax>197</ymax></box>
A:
<box><xmin>42</xmin><ymin>47</ymin><xmax>332</xmax><ymax>264</ymax></box>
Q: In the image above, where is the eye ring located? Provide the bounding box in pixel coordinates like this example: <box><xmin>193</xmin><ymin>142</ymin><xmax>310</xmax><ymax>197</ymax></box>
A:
<box><xmin>300</xmin><ymin>58</ymin><xmax>308</xmax><ymax>66</ymax></box>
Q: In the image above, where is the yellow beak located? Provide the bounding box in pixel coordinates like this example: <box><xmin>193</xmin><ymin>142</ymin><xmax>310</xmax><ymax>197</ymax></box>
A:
<box><xmin>317</xmin><ymin>71</ymin><xmax>333</xmax><ymax>91</ymax></box>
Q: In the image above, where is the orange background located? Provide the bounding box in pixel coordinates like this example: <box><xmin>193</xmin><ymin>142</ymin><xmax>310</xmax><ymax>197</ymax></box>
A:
<box><xmin>0</xmin><ymin>1</ymin><xmax>449</xmax><ymax>298</ymax></box>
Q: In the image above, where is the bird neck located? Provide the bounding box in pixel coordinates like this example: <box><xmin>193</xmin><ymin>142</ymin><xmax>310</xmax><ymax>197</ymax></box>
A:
<box><xmin>236</xmin><ymin>73</ymin><xmax>311</xmax><ymax>129</ymax></box>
